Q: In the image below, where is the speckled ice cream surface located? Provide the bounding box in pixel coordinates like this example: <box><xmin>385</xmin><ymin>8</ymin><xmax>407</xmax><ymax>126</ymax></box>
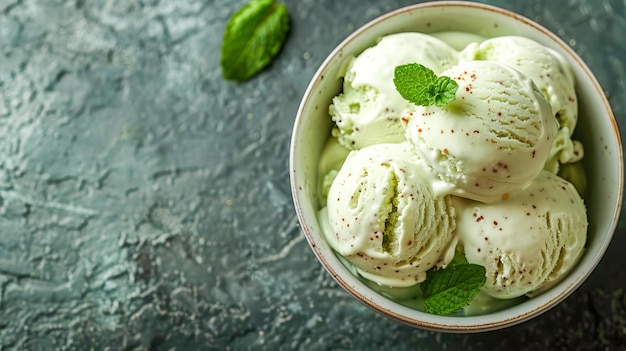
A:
<box><xmin>453</xmin><ymin>171</ymin><xmax>588</xmax><ymax>299</ymax></box>
<box><xmin>330</xmin><ymin>32</ymin><xmax>458</xmax><ymax>150</ymax></box>
<box><xmin>321</xmin><ymin>143</ymin><xmax>456</xmax><ymax>287</ymax></box>
<box><xmin>460</xmin><ymin>36</ymin><xmax>584</xmax><ymax>174</ymax></box>
<box><xmin>318</xmin><ymin>31</ymin><xmax>592</xmax><ymax>316</ymax></box>
<box><xmin>403</xmin><ymin>60</ymin><xmax>558</xmax><ymax>203</ymax></box>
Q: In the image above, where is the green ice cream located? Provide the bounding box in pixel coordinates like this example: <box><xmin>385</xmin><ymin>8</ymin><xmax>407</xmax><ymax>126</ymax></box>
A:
<box><xmin>320</xmin><ymin>143</ymin><xmax>457</xmax><ymax>287</ymax></box>
<box><xmin>460</xmin><ymin>36</ymin><xmax>584</xmax><ymax>173</ymax></box>
<box><xmin>330</xmin><ymin>32</ymin><xmax>459</xmax><ymax>150</ymax></box>
<box><xmin>317</xmin><ymin>32</ymin><xmax>588</xmax><ymax>312</ymax></box>
<box><xmin>403</xmin><ymin>60</ymin><xmax>558</xmax><ymax>203</ymax></box>
<box><xmin>453</xmin><ymin>171</ymin><xmax>587</xmax><ymax>299</ymax></box>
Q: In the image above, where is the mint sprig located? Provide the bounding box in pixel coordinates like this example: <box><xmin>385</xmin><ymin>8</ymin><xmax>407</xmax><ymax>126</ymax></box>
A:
<box><xmin>421</xmin><ymin>263</ymin><xmax>486</xmax><ymax>316</ymax></box>
<box><xmin>393</xmin><ymin>63</ymin><xmax>458</xmax><ymax>106</ymax></box>
<box><xmin>220</xmin><ymin>0</ymin><xmax>290</xmax><ymax>81</ymax></box>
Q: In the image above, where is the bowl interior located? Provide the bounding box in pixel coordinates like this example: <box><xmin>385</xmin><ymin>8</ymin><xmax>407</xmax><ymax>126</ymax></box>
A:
<box><xmin>290</xmin><ymin>1</ymin><xmax>623</xmax><ymax>332</ymax></box>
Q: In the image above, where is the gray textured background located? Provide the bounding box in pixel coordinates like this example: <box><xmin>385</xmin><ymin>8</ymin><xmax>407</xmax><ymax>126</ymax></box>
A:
<box><xmin>0</xmin><ymin>0</ymin><xmax>624</xmax><ymax>350</ymax></box>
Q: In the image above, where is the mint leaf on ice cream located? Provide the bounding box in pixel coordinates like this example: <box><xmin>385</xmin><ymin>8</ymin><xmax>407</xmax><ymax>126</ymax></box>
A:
<box><xmin>393</xmin><ymin>63</ymin><xmax>458</xmax><ymax>106</ymax></box>
<box><xmin>421</xmin><ymin>263</ymin><xmax>486</xmax><ymax>316</ymax></box>
<box><xmin>220</xmin><ymin>0</ymin><xmax>290</xmax><ymax>81</ymax></box>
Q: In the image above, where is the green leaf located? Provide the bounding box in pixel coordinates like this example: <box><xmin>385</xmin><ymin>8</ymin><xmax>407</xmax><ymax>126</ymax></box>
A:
<box><xmin>421</xmin><ymin>263</ymin><xmax>486</xmax><ymax>316</ymax></box>
<box><xmin>433</xmin><ymin>76</ymin><xmax>458</xmax><ymax>106</ymax></box>
<box><xmin>393</xmin><ymin>63</ymin><xmax>458</xmax><ymax>107</ymax></box>
<box><xmin>220</xmin><ymin>0</ymin><xmax>290</xmax><ymax>81</ymax></box>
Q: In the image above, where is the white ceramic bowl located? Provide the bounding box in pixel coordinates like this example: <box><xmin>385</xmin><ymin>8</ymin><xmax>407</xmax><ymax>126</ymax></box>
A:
<box><xmin>289</xmin><ymin>1</ymin><xmax>623</xmax><ymax>332</ymax></box>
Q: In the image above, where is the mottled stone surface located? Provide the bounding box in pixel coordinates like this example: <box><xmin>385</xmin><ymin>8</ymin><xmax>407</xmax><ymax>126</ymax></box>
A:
<box><xmin>0</xmin><ymin>0</ymin><xmax>624</xmax><ymax>350</ymax></box>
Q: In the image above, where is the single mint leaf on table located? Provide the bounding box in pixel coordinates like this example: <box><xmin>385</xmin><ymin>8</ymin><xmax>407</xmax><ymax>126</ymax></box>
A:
<box><xmin>421</xmin><ymin>263</ymin><xmax>486</xmax><ymax>316</ymax></box>
<box><xmin>393</xmin><ymin>63</ymin><xmax>458</xmax><ymax>106</ymax></box>
<box><xmin>221</xmin><ymin>0</ymin><xmax>290</xmax><ymax>81</ymax></box>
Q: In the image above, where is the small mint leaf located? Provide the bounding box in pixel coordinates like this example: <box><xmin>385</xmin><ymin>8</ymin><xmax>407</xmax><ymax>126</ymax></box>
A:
<box><xmin>393</xmin><ymin>63</ymin><xmax>458</xmax><ymax>107</ymax></box>
<box><xmin>434</xmin><ymin>76</ymin><xmax>459</xmax><ymax>106</ymax></box>
<box><xmin>393</xmin><ymin>63</ymin><xmax>438</xmax><ymax>106</ymax></box>
<box><xmin>421</xmin><ymin>263</ymin><xmax>486</xmax><ymax>316</ymax></box>
<box><xmin>220</xmin><ymin>0</ymin><xmax>290</xmax><ymax>81</ymax></box>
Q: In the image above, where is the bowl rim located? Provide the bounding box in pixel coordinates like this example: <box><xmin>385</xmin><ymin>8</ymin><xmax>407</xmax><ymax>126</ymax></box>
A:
<box><xmin>289</xmin><ymin>0</ymin><xmax>624</xmax><ymax>332</ymax></box>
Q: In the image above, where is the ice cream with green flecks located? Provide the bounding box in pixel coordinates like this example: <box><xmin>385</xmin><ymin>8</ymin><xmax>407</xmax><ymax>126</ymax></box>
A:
<box><xmin>320</xmin><ymin>143</ymin><xmax>457</xmax><ymax>287</ymax></box>
<box><xmin>403</xmin><ymin>60</ymin><xmax>558</xmax><ymax>203</ymax></box>
<box><xmin>453</xmin><ymin>170</ymin><xmax>587</xmax><ymax>299</ymax></box>
<box><xmin>460</xmin><ymin>36</ymin><xmax>584</xmax><ymax>173</ymax></box>
<box><xmin>330</xmin><ymin>32</ymin><xmax>459</xmax><ymax>150</ymax></box>
<box><xmin>317</xmin><ymin>32</ymin><xmax>589</xmax><ymax>310</ymax></box>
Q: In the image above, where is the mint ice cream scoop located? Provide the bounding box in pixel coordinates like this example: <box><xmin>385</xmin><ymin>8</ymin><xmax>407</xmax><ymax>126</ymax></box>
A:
<box><xmin>321</xmin><ymin>143</ymin><xmax>457</xmax><ymax>287</ymax></box>
<box><xmin>330</xmin><ymin>33</ymin><xmax>459</xmax><ymax>150</ymax></box>
<box><xmin>453</xmin><ymin>170</ymin><xmax>587</xmax><ymax>299</ymax></box>
<box><xmin>404</xmin><ymin>60</ymin><xmax>558</xmax><ymax>203</ymax></box>
<box><xmin>460</xmin><ymin>36</ymin><xmax>582</xmax><ymax>173</ymax></box>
